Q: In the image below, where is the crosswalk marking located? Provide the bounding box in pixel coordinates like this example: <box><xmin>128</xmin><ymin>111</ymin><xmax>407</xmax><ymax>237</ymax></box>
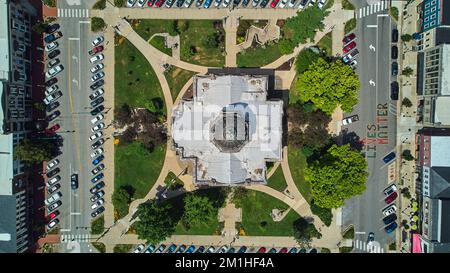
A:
<box><xmin>389</xmin><ymin>102</ymin><xmax>397</xmax><ymax>116</ymax></box>
<box><xmin>356</xmin><ymin>0</ymin><xmax>389</xmax><ymax>19</ymax></box>
<box><xmin>354</xmin><ymin>239</ymin><xmax>385</xmax><ymax>253</ymax></box>
<box><xmin>57</xmin><ymin>8</ymin><xmax>90</xmax><ymax>18</ymax></box>
<box><xmin>61</xmin><ymin>233</ymin><xmax>91</xmax><ymax>243</ymax></box>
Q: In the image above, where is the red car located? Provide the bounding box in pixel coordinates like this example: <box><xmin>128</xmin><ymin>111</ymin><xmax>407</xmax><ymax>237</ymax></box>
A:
<box><xmin>270</xmin><ymin>0</ymin><xmax>280</xmax><ymax>7</ymax></box>
<box><xmin>48</xmin><ymin>210</ymin><xmax>60</xmax><ymax>220</ymax></box>
<box><xmin>343</xmin><ymin>41</ymin><xmax>356</xmax><ymax>54</ymax></box>
<box><xmin>279</xmin><ymin>247</ymin><xmax>288</xmax><ymax>253</ymax></box>
<box><xmin>45</xmin><ymin>123</ymin><xmax>60</xmax><ymax>135</ymax></box>
<box><xmin>88</xmin><ymin>45</ymin><xmax>104</xmax><ymax>56</ymax></box>
<box><xmin>147</xmin><ymin>0</ymin><xmax>156</xmax><ymax>6</ymax></box>
<box><xmin>384</xmin><ymin>191</ymin><xmax>398</xmax><ymax>204</ymax></box>
<box><xmin>342</xmin><ymin>33</ymin><xmax>356</xmax><ymax>45</ymax></box>
<box><xmin>257</xmin><ymin>247</ymin><xmax>267</xmax><ymax>253</ymax></box>
<box><xmin>154</xmin><ymin>0</ymin><xmax>165</xmax><ymax>7</ymax></box>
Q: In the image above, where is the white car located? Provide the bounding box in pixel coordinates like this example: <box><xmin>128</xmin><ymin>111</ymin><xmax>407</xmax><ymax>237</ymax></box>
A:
<box><xmin>341</xmin><ymin>115</ymin><xmax>359</xmax><ymax>126</ymax></box>
<box><xmin>278</xmin><ymin>0</ymin><xmax>288</xmax><ymax>8</ymax></box>
<box><xmin>89</xmin><ymin>131</ymin><xmax>103</xmax><ymax>141</ymax></box>
<box><xmin>298</xmin><ymin>0</ymin><xmax>308</xmax><ymax>9</ymax></box>
<box><xmin>288</xmin><ymin>0</ymin><xmax>297</xmax><ymax>7</ymax></box>
<box><xmin>47</xmin><ymin>219</ymin><xmax>59</xmax><ymax>229</ymax></box>
<box><xmin>46</xmin><ymin>175</ymin><xmax>61</xmax><ymax>187</ymax></box>
<box><xmin>349</xmin><ymin>59</ymin><xmax>357</xmax><ymax>70</ymax></box>
<box><xmin>184</xmin><ymin>0</ymin><xmax>193</xmax><ymax>7</ymax></box>
<box><xmin>91</xmin><ymin>198</ymin><xmax>105</xmax><ymax>210</ymax></box>
<box><xmin>214</xmin><ymin>0</ymin><xmax>222</xmax><ymax>7</ymax></box>
<box><xmin>309</xmin><ymin>0</ymin><xmax>316</xmax><ymax>6</ymax></box>
<box><xmin>91</xmin><ymin>71</ymin><xmax>105</xmax><ymax>82</ymax></box>
<box><xmin>45</xmin><ymin>64</ymin><xmax>64</xmax><ymax>79</ymax></box>
<box><xmin>317</xmin><ymin>0</ymin><xmax>326</xmax><ymax>8</ymax></box>
<box><xmin>90</xmin><ymin>63</ymin><xmax>105</xmax><ymax>73</ymax></box>
<box><xmin>89</xmin><ymin>88</ymin><xmax>104</xmax><ymax>101</ymax></box>
<box><xmin>91</xmin><ymin>114</ymin><xmax>104</xmax><ymax>125</ymax></box>
<box><xmin>44</xmin><ymin>192</ymin><xmax>62</xmax><ymax>206</ymax></box>
<box><xmin>45</xmin><ymin>84</ymin><xmax>59</xmax><ymax>96</ymax></box>
<box><xmin>382</xmin><ymin>204</ymin><xmax>397</xmax><ymax>217</ymax></box>
<box><xmin>383</xmin><ymin>184</ymin><xmax>397</xmax><ymax>196</ymax></box>
<box><xmin>222</xmin><ymin>0</ymin><xmax>231</xmax><ymax>6</ymax></box>
<box><xmin>127</xmin><ymin>0</ymin><xmax>137</xmax><ymax>7</ymax></box>
<box><xmin>133</xmin><ymin>244</ymin><xmax>145</xmax><ymax>253</ymax></box>
<box><xmin>45</xmin><ymin>41</ymin><xmax>58</xmax><ymax>52</ymax></box>
<box><xmin>90</xmin><ymin>54</ymin><xmax>104</xmax><ymax>64</ymax></box>
<box><xmin>46</xmin><ymin>159</ymin><xmax>60</xmax><ymax>171</ymax></box>
<box><xmin>91</xmin><ymin>122</ymin><xmax>105</xmax><ymax>132</ymax></box>
<box><xmin>136</xmin><ymin>0</ymin><xmax>147</xmax><ymax>7</ymax></box>
<box><xmin>90</xmin><ymin>148</ymin><xmax>104</xmax><ymax>158</ymax></box>
<box><xmin>92</xmin><ymin>36</ymin><xmax>104</xmax><ymax>47</ymax></box>
<box><xmin>43</xmin><ymin>91</ymin><xmax>62</xmax><ymax>105</ymax></box>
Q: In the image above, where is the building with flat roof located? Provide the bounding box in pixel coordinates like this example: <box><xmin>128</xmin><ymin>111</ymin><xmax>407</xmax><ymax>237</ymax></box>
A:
<box><xmin>416</xmin><ymin>0</ymin><xmax>450</xmax><ymax>51</ymax></box>
<box><xmin>172</xmin><ymin>74</ymin><xmax>283</xmax><ymax>185</ymax></box>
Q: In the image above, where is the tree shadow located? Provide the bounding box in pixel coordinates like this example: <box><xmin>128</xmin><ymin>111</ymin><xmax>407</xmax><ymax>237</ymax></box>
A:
<box><xmin>332</xmin><ymin>128</ymin><xmax>364</xmax><ymax>152</ymax></box>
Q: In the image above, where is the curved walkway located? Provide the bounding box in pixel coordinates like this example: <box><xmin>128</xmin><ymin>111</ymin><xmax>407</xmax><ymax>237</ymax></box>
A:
<box><xmin>236</xmin><ymin>19</ymin><xmax>280</xmax><ymax>53</ymax></box>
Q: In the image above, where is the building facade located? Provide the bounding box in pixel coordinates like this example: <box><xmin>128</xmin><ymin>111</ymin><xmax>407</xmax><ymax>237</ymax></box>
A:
<box><xmin>416</xmin><ymin>0</ymin><xmax>450</xmax><ymax>51</ymax></box>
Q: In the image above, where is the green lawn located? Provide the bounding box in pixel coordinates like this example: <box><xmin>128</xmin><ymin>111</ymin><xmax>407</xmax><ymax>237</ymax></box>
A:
<box><xmin>115</xmin><ymin>142</ymin><xmax>166</xmax><ymax>200</ymax></box>
<box><xmin>239</xmin><ymin>191</ymin><xmax>300</xmax><ymax>236</ymax></box>
<box><xmin>164</xmin><ymin>67</ymin><xmax>196</xmax><ymax>101</ymax></box>
<box><xmin>344</xmin><ymin>18</ymin><xmax>357</xmax><ymax>34</ymax></box>
<box><xmin>133</xmin><ymin>20</ymin><xmax>225</xmax><ymax>67</ymax></box>
<box><xmin>288</xmin><ymin>146</ymin><xmax>312</xmax><ymax>203</ymax></box>
<box><xmin>237</xmin><ymin>42</ymin><xmax>282</xmax><ymax>68</ymax></box>
<box><xmin>150</xmin><ymin>36</ymin><xmax>172</xmax><ymax>56</ymax></box>
<box><xmin>115</xmin><ymin>38</ymin><xmax>165</xmax><ymax>112</ymax></box>
<box><xmin>267</xmin><ymin>165</ymin><xmax>287</xmax><ymax>192</ymax></box>
<box><xmin>90</xmin><ymin>215</ymin><xmax>104</xmax><ymax>235</ymax></box>
<box><xmin>164</xmin><ymin>171</ymin><xmax>184</xmax><ymax>190</ymax></box>
<box><xmin>317</xmin><ymin>32</ymin><xmax>332</xmax><ymax>56</ymax></box>
<box><xmin>113</xmin><ymin>244</ymin><xmax>133</xmax><ymax>253</ymax></box>
<box><xmin>92</xmin><ymin>242</ymin><xmax>106</xmax><ymax>253</ymax></box>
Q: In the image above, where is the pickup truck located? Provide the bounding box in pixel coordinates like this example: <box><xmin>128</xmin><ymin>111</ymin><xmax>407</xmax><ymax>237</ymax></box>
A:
<box><xmin>44</xmin><ymin>31</ymin><xmax>63</xmax><ymax>44</ymax></box>
<box><xmin>44</xmin><ymin>191</ymin><xmax>62</xmax><ymax>206</ymax></box>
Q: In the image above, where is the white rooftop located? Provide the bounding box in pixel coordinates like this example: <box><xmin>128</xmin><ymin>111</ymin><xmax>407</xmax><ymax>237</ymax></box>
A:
<box><xmin>172</xmin><ymin>75</ymin><xmax>283</xmax><ymax>185</ymax></box>
<box><xmin>430</xmin><ymin>135</ymin><xmax>450</xmax><ymax>167</ymax></box>
<box><xmin>434</xmin><ymin>97</ymin><xmax>450</xmax><ymax>125</ymax></box>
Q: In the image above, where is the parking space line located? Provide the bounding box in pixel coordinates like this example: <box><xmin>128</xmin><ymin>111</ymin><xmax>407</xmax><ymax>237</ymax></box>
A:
<box><xmin>79</xmin><ymin>21</ymin><xmax>90</xmax><ymax>24</ymax></box>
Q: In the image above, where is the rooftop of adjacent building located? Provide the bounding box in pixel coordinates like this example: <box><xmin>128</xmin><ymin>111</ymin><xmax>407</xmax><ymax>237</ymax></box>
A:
<box><xmin>0</xmin><ymin>195</ymin><xmax>17</xmax><ymax>253</ymax></box>
<box><xmin>430</xmin><ymin>135</ymin><xmax>450</xmax><ymax>167</ymax></box>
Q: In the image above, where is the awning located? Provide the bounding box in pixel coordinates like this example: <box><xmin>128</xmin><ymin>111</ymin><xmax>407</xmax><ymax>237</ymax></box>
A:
<box><xmin>412</xmin><ymin>234</ymin><xmax>422</xmax><ymax>253</ymax></box>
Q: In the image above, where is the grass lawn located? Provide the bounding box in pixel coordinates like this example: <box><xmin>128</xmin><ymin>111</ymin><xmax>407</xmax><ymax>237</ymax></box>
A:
<box><xmin>92</xmin><ymin>242</ymin><xmax>105</xmax><ymax>253</ymax></box>
<box><xmin>164</xmin><ymin>171</ymin><xmax>184</xmax><ymax>190</ymax></box>
<box><xmin>288</xmin><ymin>146</ymin><xmax>312</xmax><ymax>203</ymax></box>
<box><xmin>90</xmin><ymin>215</ymin><xmax>104</xmax><ymax>235</ymax></box>
<box><xmin>115</xmin><ymin>142</ymin><xmax>166</xmax><ymax>200</ymax></box>
<box><xmin>133</xmin><ymin>20</ymin><xmax>225</xmax><ymax>67</ymax></box>
<box><xmin>317</xmin><ymin>32</ymin><xmax>332</xmax><ymax>56</ymax></box>
<box><xmin>390</xmin><ymin>7</ymin><xmax>399</xmax><ymax>21</ymax></box>
<box><xmin>341</xmin><ymin>0</ymin><xmax>354</xmax><ymax>10</ymax></box>
<box><xmin>239</xmin><ymin>191</ymin><xmax>300</xmax><ymax>236</ymax></box>
<box><xmin>150</xmin><ymin>36</ymin><xmax>172</xmax><ymax>56</ymax></box>
<box><xmin>237</xmin><ymin>42</ymin><xmax>282</xmax><ymax>68</ymax></box>
<box><xmin>115</xmin><ymin>38</ymin><xmax>165</xmax><ymax>112</ymax></box>
<box><xmin>344</xmin><ymin>18</ymin><xmax>357</xmax><ymax>34</ymax></box>
<box><xmin>164</xmin><ymin>67</ymin><xmax>196</xmax><ymax>101</ymax></box>
<box><xmin>113</xmin><ymin>244</ymin><xmax>133</xmax><ymax>253</ymax></box>
<box><xmin>267</xmin><ymin>165</ymin><xmax>287</xmax><ymax>192</ymax></box>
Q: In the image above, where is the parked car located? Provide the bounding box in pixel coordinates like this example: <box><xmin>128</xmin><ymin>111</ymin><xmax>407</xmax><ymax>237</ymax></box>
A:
<box><xmin>91</xmin><ymin>139</ymin><xmax>105</xmax><ymax>150</ymax></box>
<box><xmin>214</xmin><ymin>0</ymin><xmax>222</xmax><ymax>6</ymax></box>
<box><xmin>45</xmin><ymin>77</ymin><xmax>58</xmax><ymax>88</ymax></box>
<box><xmin>45</xmin><ymin>84</ymin><xmax>59</xmax><ymax>96</ymax></box>
<box><xmin>47</xmin><ymin>183</ymin><xmax>61</xmax><ymax>194</ymax></box>
<box><xmin>342</xmin><ymin>33</ymin><xmax>356</xmax><ymax>45</ymax></box>
<box><xmin>71</xmin><ymin>173</ymin><xmax>79</xmax><ymax>189</ymax></box>
<box><xmin>47</xmin><ymin>210</ymin><xmax>60</xmax><ymax>220</ymax></box>
<box><xmin>90</xmin><ymin>79</ymin><xmax>104</xmax><ymax>90</ymax></box>
<box><xmin>89</xmin><ymin>131</ymin><xmax>103</xmax><ymax>141</ymax></box>
<box><xmin>257</xmin><ymin>247</ymin><xmax>267</xmax><ymax>253</ymax></box>
<box><xmin>45</xmin><ymin>124</ymin><xmax>60</xmax><ymax>135</ymax></box>
<box><xmin>165</xmin><ymin>0</ymin><xmax>175</xmax><ymax>7</ymax></box>
<box><xmin>127</xmin><ymin>0</ymin><xmax>138</xmax><ymax>7</ymax></box>
<box><xmin>45</xmin><ymin>24</ymin><xmax>60</xmax><ymax>34</ymax></box>
<box><xmin>341</xmin><ymin>115</ymin><xmax>359</xmax><ymax>126</ymax></box>
<box><xmin>89</xmin><ymin>89</ymin><xmax>104</xmax><ymax>102</ymax></box>
<box><xmin>289</xmin><ymin>247</ymin><xmax>298</xmax><ymax>253</ymax></box>
<box><xmin>203</xmin><ymin>0</ymin><xmax>213</xmax><ymax>7</ymax></box>
<box><xmin>144</xmin><ymin>245</ymin><xmax>155</xmax><ymax>253</ymax></box>
<box><xmin>133</xmin><ymin>244</ymin><xmax>145</xmax><ymax>253</ymax></box>
<box><xmin>368</xmin><ymin>232</ymin><xmax>375</xmax><ymax>242</ymax></box>
<box><xmin>219</xmin><ymin>246</ymin><xmax>228</xmax><ymax>253</ymax></box>
<box><xmin>46</xmin><ymin>101</ymin><xmax>59</xmax><ymax>113</ymax></box>
<box><xmin>382</xmin><ymin>151</ymin><xmax>396</xmax><ymax>164</ymax></box>
<box><xmin>195</xmin><ymin>246</ymin><xmax>206</xmax><ymax>253</ymax></box>
<box><xmin>299</xmin><ymin>248</ymin><xmax>307</xmax><ymax>253</ymax></box>
<box><xmin>227</xmin><ymin>247</ymin><xmax>235</xmax><ymax>253</ymax></box>
<box><xmin>252</xmin><ymin>0</ymin><xmax>261</xmax><ymax>6</ymax></box>
<box><xmin>48</xmin><ymin>49</ymin><xmax>60</xmax><ymax>59</ymax></box>
<box><xmin>90</xmin><ymin>148</ymin><xmax>104</xmax><ymax>158</ymax></box>
<box><xmin>46</xmin><ymin>167</ymin><xmax>60</xmax><ymax>178</ymax></box>
<box><xmin>242</xmin><ymin>0</ymin><xmax>251</xmax><ymax>6</ymax></box>
<box><xmin>44</xmin><ymin>31</ymin><xmax>62</xmax><ymax>44</ymax></box>
<box><xmin>383</xmin><ymin>184</ymin><xmax>397</xmax><ymax>196</ymax></box>
<box><xmin>317</xmin><ymin>0</ymin><xmax>326</xmax><ymax>8</ymax></box>
<box><xmin>233</xmin><ymin>0</ymin><xmax>241</xmax><ymax>6</ymax></box>
<box><xmin>91</xmin><ymin>206</ymin><xmax>105</xmax><ymax>218</ymax></box>
<box><xmin>222</xmin><ymin>0</ymin><xmax>231</xmax><ymax>6</ymax></box>
<box><xmin>91</xmin><ymin>163</ymin><xmax>105</xmax><ymax>175</ymax></box>
<box><xmin>91</xmin><ymin>122</ymin><xmax>105</xmax><ymax>132</ymax></box>
<box><xmin>279</xmin><ymin>247</ymin><xmax>288</xmax><ymax>253</ymax></box>
<box><xmin>176</xmin><ymin>245</ymin><xmax>187</xmax><ymax>253</ymax></box>
<box><xmin>391</xmin><ymin>81</ymin><xmax>399</xmax><ymax>100</ymax></box>
<box><xmin>391</xmin><ymin>62</ymin><xmax>398</xmax><ymax>76</ymax></box>
<box><xmin>185</xmin><ymin>245</ymin><xmax>196</xmax><ymax>253</ymax></box>
<box><xmin>391</xmin><ymin>45</ymin><xmax>398</xmax><ymax>59</ymax></box>
<box><xmin>90</xmin><ymin>105</ymin><xmax>105</xmax><ymax>116</ymax></box>
<box><xmin>298</xmin><ymin>0</ymin><xmax>308</xmax><ymax>9</ymax></box>
<box><xmin>342</xmin><ymin>49</ymin><xmax>359</xmax><ymax>64</ymax></box>
<box><xmin>384</xmin><ymin>222</ymin><xmax>397</xmax><ymax>234</ymax></box>
<box><xmin>45</xmin><ymin>41</ymin><xmax>59</xmax><ymax>52</ymax></box>
<box><xmin>47</xmin><ymin>58</ymin><xmax>60</xmax><ymax>69</ymax></box>
<box><xmin>167</xmin><ymin>244</ymin><xmax>177</xmax><ymax>253</ymax></box>
<box><xmin>270</xmin><ymin>0</ymin><xmax>280</xmax><ymax>8</ymax></box>
<box><xmin>90</xmin><ymin>190</ymin><xmax>105</xmax><ymax>202</ymax></box>
<box><xmin>89</xmin><ymin>45</ymin><xmax>104</xmax><ymax>56</ymax></box>
<box><xmin>90</xmin><ymin>97</ymin><xmax>104</xmax><ymax>108</ymax></box>
<box><xmin>91</xmin><ymin>71</ymin><xmax>105</xmax><ymax>82</ymax></box>
<box><xmin>90</xmin><ymin>54</ymin><xmax>104</xmax><ymax>64</ymax></box>
<box><xmin>47</xmin><ymin>175</ymin><xmax>61</xmax><ymax>187</ymax></box>
<box><xmin>155</xmin><ymin>244</ymin><xmax>166</xmax><ymax>253</ymax></box>
<box><xmin>92</xmin><ymin>155</ymin><xmax>105</xmax><ymax>166</ymax></box>
<box><xmin>46</xmin><ymin>159</ymin><xmax>60</xmax><ymax>171</ymax></box>
<box><xmin>147</xmin><ymin>0</ymin><xmax>156</xmax><ymax>6</ymax></box>
<box><xmin>43</xmin><ymin>90</ymin><xmax>62</xmax><ymax>105</ymax></box>
<box><xmin>90</xmin><ymin>63</ymin><xmax>105</xmax><ymax>74</ymax></box>
<box><xmin>382</xmin><ymin>204</ymin><xmax>397</xmax><ymax>217</ymax></box>
<box><xmin>90</xmin><ymin>181</ymin><xmax>105</xmax><ymax>194</ymax></box>
<box><xmin>287</xmin><ymin>0</ymin><xmax>296</xmax><ymax>7</ymax></box>
<box><xmin>349</xmin><ymin>59</ymin><xmax>357</xmax><ymax>70</ymax></box>
<box><xmin>92</xmin><ymin>36</ymin><xmax>104</xmax><ymax>47</ymax></box>
<box><xmin>278</xmin><ymin>0</ymin><xmax>288</xmax><ymax>7</ymax></box>
<box><xmin>47</xmin><ymin>218</ymin><xmax>59</xmax><ymax>229</ymax></box>
<box><xmin>260</xmin><ymin>0</ymin><xmax>270</xmax><ymax>7</ymax></box>
<box><xmin>309</xmin><ymin>248</ymin><xmax>318</xmax><ymax>253</ymax></box>
<box><xmin>45</xmin><ymin>64</ymin><xmax>64</xmax><ymax>79</ymax></box>
<box><xmin>382</xmin><ymin>213</ymin><xmax>397</xmax><ymax>225</ymax></box>
<box><xmin>176</xmin><ymin>0</ymin><xmax>185</xmax><ymax>7</ymax></box>
<box><xmin>91</xmin><ymin>114</ymin><xmax>105</xmax><ymax>124</ymax></box>
<box><xmin>136</xmin><ymin>0</ymin><xmax>148</xmax><ymax>7</ymax></box>
<box><xmin>237</xmin><ymin>246</ymin><xmax>247</xmax><ymax>253</ymax></box>
<box><xmin>391</xmin><ymin>29</ymin><xmax>398</xmax><ymax>43</ymax></box>
<box><xmin>268</xmin><ymin>248</ymin><xmax>277</xmax><ymax>253</ymax></box>
<box><xmin>309</xmin><ymin>0</ymin><xmax>316</xmax><ymax>6</ymax></box>
<box><xmin>206</xmin><ymin>246</ymin><xmax>215</xmax><ymax>253</ymax></box>
<box><xmin>91</xmin><ymin>173</ymin><xmax>104</xmax><ymax>184</ymax></box>
<box><xmin>155</xmin><ymin>0</ymin><xmax>166</xmax><ymax>6</ymax></box>
<box><xmin>45</xmin><ymin>192</ymin><xmax>62</xmax><ymax>205</ymax></box>
<box><xmin>47</xmin><ymin>110</ymin><xmax>61</xmax><ymax>121</ymax></box>
<box><xmin>384</xmin><ymin>191</ymin><xmax>398</xmax><ymax>204</ymax></box>
<box><xmin>343</xmin><ymin>41</ymin><xmax>356</xmax><ymax>54</ymax></box>
<box><xmin>91</xmin><ymin>198</ymin><xmax>105</xmax><ymax>210</ymax></box>
<box><xmin>47</xmin><ymin>200</ymin><xmax>62</xmax><ymax>213</ymax></box>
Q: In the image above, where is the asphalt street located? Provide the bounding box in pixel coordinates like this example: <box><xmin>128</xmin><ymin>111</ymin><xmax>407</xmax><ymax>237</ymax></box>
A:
<box><xmin>341</xmin><ymin>0</ymin><xmax>398</xmax><ymax>253</ymax></box>
<box><xmin>53</xmin><ymin>0</ymin><xmax>100</xmax><ymax>253</ymax></box>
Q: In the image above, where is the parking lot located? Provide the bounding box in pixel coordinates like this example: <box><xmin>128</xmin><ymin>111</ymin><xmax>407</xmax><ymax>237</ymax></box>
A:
<box><xmin>125</xmin><ymin>0</ymin><xmax>327</xmax><ymax>9</ymax></box>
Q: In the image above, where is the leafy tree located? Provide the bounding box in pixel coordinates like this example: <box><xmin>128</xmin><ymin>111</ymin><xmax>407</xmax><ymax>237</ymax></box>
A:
<box><xmin>310</xmin><ymin>200</ymin><xmax>332</xmax><ymax>227</ymax></box>
<box><xmin>135</xmin><ymin>201</ymin><xmax>176</xmax><ymax>244</ymax></box>
<box><xmin>14</xmin><ymin>139</ymin><xmax>52</xmax><ymax>163</ymax></box>
<box><xmin>204</xmin><ymin>32</ymin><xmax>219</xmax><ymax>48</ymax></box>
<box><xmin>293</xmin><ymin>218</ymin><xmax>322</xmax><ymax>248</ymax></box>
<box><xmin>175</xmin><ymin>20</ymin><xmax>189</xmax><ymax>33</ymax></box>
<box><xmin>32</xmin><ymin>21</ymin><xmax>49</xmax><ymax>34</ymax></box>
<box><xmin>402</xmin><ymin>67</ymin><xmax>414</xmax><ymax>77</ymax></box>
<box><xmin>182</xmin><ymin>194</ymin><xmax>216</xmax><ymax>229</ymax></box>
<box><xmin>115</xmin><ymin>103</ymin><xmax>133</xmax><ymax>127</ymax></box>
<box><xmin>402</xmin><ymin>150</ymin><xmax>414</xmax><ymax>161</ymax></box>
<box><xmin>114</xmin><ymin>0</ymin><xmax>125</xmax><ymax>7</ymax></box>
<box><xmin>112</xmin><ymin>186</ymin><xmax>133</xmax><ymax>218</ymax></box>
<box><xmin>295</xmin><ymin>58</ymin><xmax>360</xmax><ymax>115</ymax></box>
<box><xmin>237</xmin><ymin>20</ymin><xmax>251</xmax><ymax>38</ymax></box>
<box><xmin>119</xmin><ymin>126</ymin><xmax>138</xmax><ymax>144</ymax></box>
<box><xmin>305</xmin><ymin>144</ymin><xmax>368</xmax><ymax>208</ymax></box>
<box><xmin>278</xmin><ymin>39</ymin><xmax>298</xmax><ymax>55</ymax></box>
<box><xmin>91</xmin><ymin>17</ymin><xmax>106</xmax><ymax>32</ymax></box>
<box><xmin>231</xmin><ymin>187</ymin><xmax>249</xmax><ymax>208</ymax></box>
<box><xmin>402</xmin><ymin>98</ymin><xmax>413</xmax><ymax>108</ymax></box>
<box><xmin>92</xmin><ymin>0</ymin><xmax>106</xmax><ymax>9</ymax></box>
<box><xmin>295</xmin><ymin>48</ymin><xmax>321</xmax><ymax>75</ymax></box>
<box><xmin>401</xmin><ymin>34</ymin><xmax>412</xmax><ymax>42</ymax></box>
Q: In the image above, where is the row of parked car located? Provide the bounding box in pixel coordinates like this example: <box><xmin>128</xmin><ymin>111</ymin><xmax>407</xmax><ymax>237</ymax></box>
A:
<box><xmin>381</xmin><ymin>184</ymin><xmax>398</xmax><ymax>234</ymax></box>
<box><xmin>390</xmin><ymin>28</ymin><xmax>399</xmax><ymax>101</ymax></box>
<box><xmin>133</xmin><ymin>244</ymin><xmax>319</xmax><ymax>253</ymax></box>
<box><xmin>126</xmin><ymin>0</ymin><xmax>326</xmax><ymax>9</ymax></box>
<box><xmin>87</xmin><ymin>35</ymin><xmax>107</xmax><ymax>219</ymax></box>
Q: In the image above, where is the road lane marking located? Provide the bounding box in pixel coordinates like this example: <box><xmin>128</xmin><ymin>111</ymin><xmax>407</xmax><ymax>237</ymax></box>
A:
<box><xmin>366</xmin><ymin>25</ymin><xmax>378</xmax><ymax>28</ymax></box>
<box><xmin>378</xmin><ymin>14</ymin><xmax>389</xmax><ymax>17</ymax></box>
<box><xmin>69</xmin><ymin>37</ymin><xmax>80</xmax><ymax>40</ymax></box>
<box><xmin>60</xmin><ymin>229</ymin><xmax>71</xmax><ymax>232</ymax></box>
<box><xmin>355</xmin><ymin>231</ymin><xmax>366</xmax><ymax>234</ymax></box>
<box><xmin>71</xmin><ymin>212</ymin><xmax>81</xmax><ymax>215</ymax></box>
<box><xmin>79</xmin><ymin>21</ymin><xmax>91</xmax><ymax>24</ymax></box>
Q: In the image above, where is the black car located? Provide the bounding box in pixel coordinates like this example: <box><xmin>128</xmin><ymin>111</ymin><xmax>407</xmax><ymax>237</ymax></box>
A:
<box><xmin>260</xmin><ymin>0</ymin><xmax>269</xmax><ymax>7</ymax></box>
<box><xmin>391</xmin><ymin>29</ymin><xmax>398</xmax><ymax>43</ymax></box>
<box><xmin>46</xmin><ymin>101</ymin><xmax>60</xmax><ymax>113</ymax></box>
<box><xmin>166</xmin><ymin>0</ymin><xmax>175</xmax><ymax>7</ymax></box>
<box><xmin>390</xmin><ymin>81</ymin><xmax>399</xmax><ymax>100</ymax></box>
<box><xmin>90</xmin><ymin>97</ymin><xmax>104</xmax><ymax>108</ymax></box>
<box><xmin>391</xmin><ymin>45</ymin><xmax>398</xmax><ymax>59</ymax></box>
<box><xmin>309</xmin><ymin>248</ymin><xmax>318</xmax><ymax>253</ymax></box>
<box><xmin>241</xmin><ymin>0</ymin><xmax>250</xmax><ymax>6</ymax></box>
<box><xmin>382</xmin><ymin>213</ymin><xmax>397</xmax><ymax>225</ymax></box>
<box><xmin>176</xmin><ymin>0</ymin><xmax>185</xmax><ymax>6</ymax></box>
<box><xmin>45</xmin><ymin>77</ymin><xmax>58</xmax><ymax>87</ymax></box>
<box><xmin>91</xmin><ymin>138</ymin><xmax>105</xmax><ymax>149</ymax></box>
<box><xmin>90</xmin><ymin>79</ymin><xmax>104</xmax><ymax>91</ymax></box>
<box><xmin>46</xmin><ymin>167</ymin><xmax>60</xmax><ymax>178</ymax></box>
<box><xmin>195</xmin><ymin>246</ymin><xmax>206</xmax><ymax>253</ymax></box>
<box><xmin>90</xmin><ymin>181</ymin><xmax>105</xmax><ymax>194</ymax></box>
<box><xmin>90</xmin><ymin>105</ymin><xmax>105</xmax><ymax>116</ymax></box>
<box><xmin>71</xmin><ymin>173</ymin><xmax>79</xmax><ymax>190</ymax></box>
<box><xmin>45</xmin><ymin>23</ymin><xmax>60</xmax><ymax>34</ymax></box>
<box><xmin>48</xmin><ymin>49</ymin><xmax>60</xmax><ymax>59</ymax></box>
<box><xmin>90</xmin><ymin>190</ymin><xmax>105</xmax><ymax>202</ymax></box>
<box><xmin>391</xmin><ymin>62</ymin><xmax>398</xmax><ymax>76</ymax></box>
<box><xmin>91</xmin><ymin>206</ymin><xmax>105</xmax><ymax>218</ymax></box>
<box><xmin>196</xmin><ymin>0</ymin><xmax>204</xmax><ymax>6</ymax></box>
<box><xmin>233</xmin><ymin>0</ymin><xmax>241</xmax><ymax>5</ymax></box>
<box><xmin>47</xmin><ymin>110</ymin><xmax>61</xmax><ymax>121</ymax></box>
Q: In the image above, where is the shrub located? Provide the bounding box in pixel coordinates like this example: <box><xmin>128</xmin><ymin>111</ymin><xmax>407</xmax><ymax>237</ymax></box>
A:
<box><xmin>344</xmin><ymin>18</ymin><xmax>357</xmax><ymax>34</ymax></box>
<box><xmin>91</xmin><ymin>17</ymin><xmax>106</xmax><ymax>32</ymax></box>
<box><xmin>402</xmin><ymin>98</ymin><xmax>413</xmax><ymax>108</ymax></box>
<box><xmin>390</xmin><ymin>7</ymin><xmax>399</xmax><ymax>21</ymax></box>
<box><xmin>114</xmin><ymin>0</ymin><xmax>125</xmax><ymax>6</ymax></box>
<box><xmin>402</xmin><ymin>67</ymin><xmax>414</xmax><ymax>77</ymax></box>
<box><xmin>91</xmin><ymin>216</ymin><xmax>105</xmax><ymax>235</ymax></box>
<box><xmin>341</xmin><ymin>0</ymin><xmax>355</xmax><ymax>10</ymax></box>
<box><xmin>343</xmin><ymin>226</ymin><xmax>354</xmax><ymax>239</ymax></box>
<box><xmin>401</xmin><ymin>34</ymin><xmax>412</xmax><ymax>42</ymax></box>
<box><xmin>92</xmin><ymin>0</ymin><xmax>106</xmax><ymax>9</ymax></box>
<box><xmin>310</xmin><ymin>200</ymin><xmax>332</xmax><ymax>227</ymax></box>
<box><xmin>402</xmin><ymin>150</ymin><xmax>414</xmax><ymax>161</ymax></box>
<box><xmin>43</xmin><ymin>0</ymin><xmax>56</xmax><ymax>7</ymax></box>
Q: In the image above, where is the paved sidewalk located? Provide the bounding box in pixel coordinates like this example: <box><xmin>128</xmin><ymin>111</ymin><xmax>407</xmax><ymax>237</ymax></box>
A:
<box><xmin>224</xmin><ymin>15</ymin><xmax>238</xmax><ymax>67</ymax></box>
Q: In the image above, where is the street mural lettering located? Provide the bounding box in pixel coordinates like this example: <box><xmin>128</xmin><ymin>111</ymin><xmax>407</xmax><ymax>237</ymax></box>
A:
<box><xmin>363</xmin><ymin>103</ymin><xmax>389</xmax><ymax>158</ymax></box>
